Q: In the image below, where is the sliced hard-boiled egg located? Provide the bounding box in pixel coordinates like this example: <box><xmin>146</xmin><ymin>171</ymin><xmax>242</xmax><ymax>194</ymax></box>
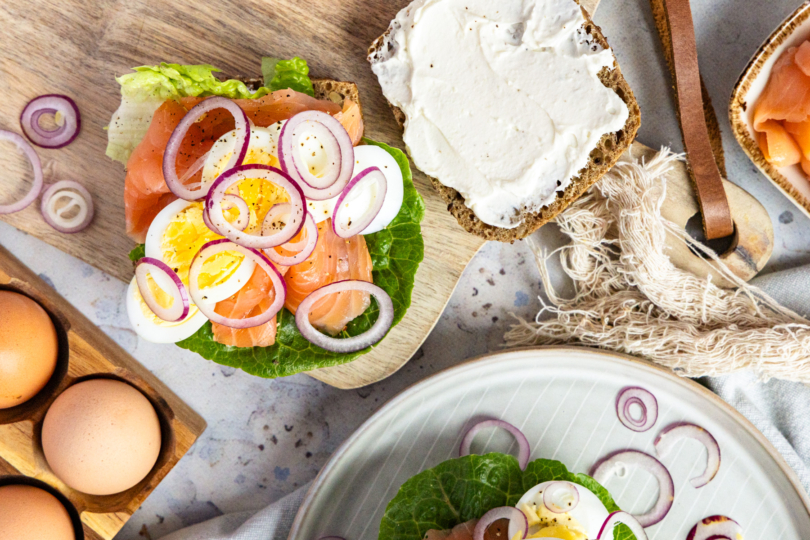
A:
<box><xmin>144</xmin><ymin>198</ymin><xmax>255</xmax><ymax>304</ymax></box>
<box><xmin>126</xmin><ymin>277</ymin><xmax>208</xmax><ymax>343</ymax></box>
<box><xmin>307</xmin><ymin>145</ymin><xmax>404</xmax><ymax>233</ymax></box>
<box><xmin>202</xmin><ymin>125</ymin><xmax>290</xmax><ymax>231</ymax></box>
<box><xmin>516</xmin><ymin>481</ymin><xmax>610</xmax><ymax>540</ymax></box>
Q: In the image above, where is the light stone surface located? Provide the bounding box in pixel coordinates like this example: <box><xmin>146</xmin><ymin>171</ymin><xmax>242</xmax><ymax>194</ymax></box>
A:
<box><xmin>0</xmin><ymin>0</ymin><xmax>808</xmax><ymax>538</ymax></box>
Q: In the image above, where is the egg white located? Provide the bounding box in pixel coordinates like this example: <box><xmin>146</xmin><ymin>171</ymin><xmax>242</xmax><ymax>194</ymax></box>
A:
<box><xmin>144</xmin><ymin>198</ymin><xmax>255</xmax><ymax>304</ymax></box>
<box><xmin>126</xmin><ymin>277</ymin><xmax>209</xmax><ymax>343</ymax></box>
<box><xmin>516</xmin><ymin>481</ymin><xmax>610</xmax><ymax>539</ymax></box>
<box><xmin>202</xmin><ymin>125</ymin><xmax>284</xmax><ymax>186</ymax></box>
<box><xmin>308</xmin><ymin>145</ymin><xmax>404</xmax><ymax>233</ymax></box>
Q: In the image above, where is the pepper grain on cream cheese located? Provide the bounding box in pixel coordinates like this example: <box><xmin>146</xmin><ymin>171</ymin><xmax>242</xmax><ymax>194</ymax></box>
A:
<box><xmin>370</xmin><ymin>0</ymin><xmax>630</xmax><ymax>228</ymax></box>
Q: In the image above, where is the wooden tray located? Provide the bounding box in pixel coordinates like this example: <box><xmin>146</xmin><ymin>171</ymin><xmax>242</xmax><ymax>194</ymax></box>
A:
<box><xmin>0</xmin><ymin>0</ymin><xmax>768</xmax><ymax>388</ymax></box>
<box><xmin>0</xmin><ymin>244</ymin><xmax>206</xmax><ymax>540</ymax></box>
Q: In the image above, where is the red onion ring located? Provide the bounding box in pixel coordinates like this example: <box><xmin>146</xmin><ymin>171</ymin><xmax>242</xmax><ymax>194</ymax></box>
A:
<box><xmin>616</xmin><ymin>387</ymin><xmax>658</xmax><ymax>432</ymax></box>
<box><xmin>40</xmin><ymin>180</ymin><xmax>94</xmax><ymax>233</ymax></box>
<box><xmin>207</xmin><ymin>165</ymin><xmax>305</xmax><ymax>249</ymax></box>
<box><xmin>542</xmin><ymin>481</ymin><xmax>580</xmax><ymax>514</ymax></box>
<box><xmin>263</xmin><ymin>211</ymin><xmax>318</xmax><ymax>266</ymax></box>
<box><xmin>473</xmin><ymin>507</ymin><xmax>528</xmax><ymax>540</ymax></box>
<box><xmin>332</xmin><ymin>167</ymin><xmax>387</xmax><ymax>238</ymax></box>
<box><xmin>597</xmin><ymin>511</ymin><xmax>648</xmax><ymax>540</ymax></box>
<box><xmin>188</xmin><ymin>239</ymin><xmax>286</xmax><ymax>328</ymax></box>
<box><xmin>278</xmin><ymin>111</ymin><xmax>354</xmax><ymax>201</ymax></box>
<box><xmin>20</xmin><ymin>95</ymin><xmax>81</xmax><ymax>148</ymax></box>
<box><xmin>135</xmin><ymin>257</ymin><xmax>190</xmax><ymax>322</ymax></box>
<box><xmin>164</xmin><ymin>97</ymin><xmax>250</xmax><ymax>201</ymax></box>
<box><xmin>202</xmin><ymin>194</ymin><xmax>250</xmax><ymax>235</ymax></box>
<box><xmin>459</xmin><ymin>419</ymin><xmax>531</xmax><ymax>470</ymax></box>
<box><xmin>686</xmin><ymin>515</ymin><xmax>743</xmax><ymax>540</ymax></box>
<box><xmin>295</xmin><ymin>280</ymin><xmax>393</xmax><ymax>352</ymax></box>
<box><xmin>590</xmin><ymin>450</ymin><xmax>674</xmax><ymax>527</ymax></box>
<box><xmin>655</xmin><ymin>423</ymin><xmax>720</xmax><ymax>488</ymax></box>
<box><xmin>0</xmin><ymin>130</ymin><xmax>43</xmax><ymax>214</ymax></box>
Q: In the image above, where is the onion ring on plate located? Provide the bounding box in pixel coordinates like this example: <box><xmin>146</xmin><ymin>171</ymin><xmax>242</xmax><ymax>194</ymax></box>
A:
<box><xmin>295</xmin><ymin>280</ymin><xmax>393</xmax><ymax>353</ymax></box>
<box><xmin>278</xmin><ymin>111</ymin><xmax>354</xmax><ymax>201</ymax></box>
<box><xmin>459</xmin><ymin>419</ymin><xmax>531</xmax><ymax>470</ymax></box>
<box><xmin>40</xmin><ymin>180</ymin><xmax>94</xmax><ymax>233</ymax></box>
<box><xmin>473</xmin><ymin>507</ymin><xmax>528</xmax><ymax>540</ymax></box>
<box><xmin>263</xmin><ymin>210</ymin><xmax>319</xmax><ymax>266</ymax></box>
<box><xmin>135</xmin><ymin>257</ymin><xmax>190</xmax><ymax>322</ymax></box>
<box><xmin>207</xmin><ymin>164</ymin><xmax>305</xmax><ymax>248</ymax></box>
<box><xmin>597</xmin><ymin>511</ymin><xmax>648</xmax><ymax>540</ymax></box>
<box><xmin>332</xmin><ymin>167</ymin><xmax>387</xmax><ymax>238</ymax></box>
<box><xmin>188</xmin><ymin>239</ymin><xmax>285</xmax><ymax>328</ymax></box>
<box><xmin>20</xmin><ymin>95</ymin><xmax>81</xmax><ymax>149</ymax></box>
<box><xmin>542</xmin><ymin>481</ymin><xmax>580</xmax><ymax>514</ymax></box>
<box><xmin>685</xmin><ymin>515</ymin><xmax>743</xmax><ymax>540</ymax></box>
<box><xmin>164</xmin><ymin>96</ymin><xmax>250</xmax><ymax>201</ymax></box>
<box><xmin>654</xmin><ymin>422</ymin><xmax>720</xmax><ymax>488</ymax></box>
<box><xmin>0</xmin><ymin>130</ymin><xmax>43</xmax><ymax>214</ymax></box>
<box><xmin>616</xmin><ymin>387</ymin><xmax>658</xmax><ymax>432</ymax></box>
<box><xmin>591</xmin><ymin>450</ymin><xmax>674</xmax><ymax>527</ymax></box>
<box><xmin>202</xmin><ymin>193</ymin><xmax>250</xmax><ymax>235</ymax></box>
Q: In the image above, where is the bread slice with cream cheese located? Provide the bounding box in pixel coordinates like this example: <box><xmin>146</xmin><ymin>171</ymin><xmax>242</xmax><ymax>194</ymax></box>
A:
<box><xmin>368</xmin><ymin>0</ymin><xmax>639</xmax><ymax>242</ymax></box>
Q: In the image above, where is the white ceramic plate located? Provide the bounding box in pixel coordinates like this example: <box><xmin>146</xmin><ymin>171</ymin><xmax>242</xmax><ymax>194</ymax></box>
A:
<box><xmin>289</xmin><ymin>347</ymin><xmax>810</xmax><ymax>540</ymax></box>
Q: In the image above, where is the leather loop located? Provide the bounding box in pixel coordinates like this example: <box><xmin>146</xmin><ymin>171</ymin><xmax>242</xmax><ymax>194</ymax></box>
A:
<box><xmin>663</xmin><ymin>0</ymin><xmax>734</xmax><ymax>240</ymax></box>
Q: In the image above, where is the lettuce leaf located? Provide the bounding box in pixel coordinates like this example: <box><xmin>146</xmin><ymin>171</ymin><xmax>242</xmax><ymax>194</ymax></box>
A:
<box><xmin>262</xmin><ymin>57</ymin><xmax>315</xmax><ymax>97</ymax></box>
<box><xmin>379</xmin><ymin>454</ymin><xmax>635</xmax><ymax>540</ymax></box>
<box><xmin>174</xmin><ymin>138</ymin><xmax>424</xmax><ymax>378</ymax></box>
<box><xmin>118</xmin><ymin>63</ymin><xmax>271</xmax><ymax>103</ymax></box>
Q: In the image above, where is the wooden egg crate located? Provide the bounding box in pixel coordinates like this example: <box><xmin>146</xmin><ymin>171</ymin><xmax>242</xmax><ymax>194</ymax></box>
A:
<box><xmin>0</xmin><ymin>244</ymin><xmax>206</xmax><ymax>540</ymax></box>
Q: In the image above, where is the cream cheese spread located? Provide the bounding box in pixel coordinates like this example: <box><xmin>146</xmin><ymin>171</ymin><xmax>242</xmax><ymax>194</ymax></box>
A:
<box><xmin>370</xmin><ymin>0</ymin><xmax>630</xmax><ymax>228</ymax></box>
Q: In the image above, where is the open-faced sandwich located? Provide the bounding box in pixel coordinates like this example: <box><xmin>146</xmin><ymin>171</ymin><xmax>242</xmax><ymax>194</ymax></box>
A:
<box><xmin>369</xmin><ymin>0</ymin><xmax>640</xmax><ymax>241</ymax></box>
<box><xmin>106</xmin><ymin>58</ymin><xmax>424</xmax><ymax>378</ymax></box>
<box><xmin>379</xmin><ymin>419</ymin><xmax>647</xmax><ymax>540</ymax></box>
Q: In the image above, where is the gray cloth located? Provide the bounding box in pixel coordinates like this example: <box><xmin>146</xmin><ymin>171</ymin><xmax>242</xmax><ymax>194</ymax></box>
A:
<box><xmin>160</xmin><ymin>266</ymin><xmax>810</xmax><ymax>540</ymax></box>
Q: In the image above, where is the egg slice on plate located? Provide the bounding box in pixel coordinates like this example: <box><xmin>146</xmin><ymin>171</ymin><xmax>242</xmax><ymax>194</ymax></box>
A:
<box><xmin>308</xmin><ymin>144</ymin><xmax>404</xmax><ymax>233</ymax></box>
<box><xmin>516</xmin><ymin>481</ymin><xmax>610</xmax><ymax>540</ymax></box>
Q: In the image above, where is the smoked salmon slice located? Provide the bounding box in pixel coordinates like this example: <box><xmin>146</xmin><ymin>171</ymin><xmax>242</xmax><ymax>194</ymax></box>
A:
<box><xmin>284</xmin><ymin>219</ymin><xmax>373</xmax><ymax>336</ymax></box>
<box><xmin>212</xmin><ymin>264</ymin><xmax>289</xmax><ymax>348</ymax></box>
<box><xmin>124</xmin><ymin>90</ymin><xmax>343</xmax><ymax>242</ymax></box>
<box><xmin>335</xmin><ymin>99</ymin><xmax>364</xmax><ymax>146</ymax></box>
<box><xmin>753</xmin><ymin>41</ymin><xmax>810</xmax><ymax>169</ymax></box>
<box><xmin>757</xmin><ymin>120</ymin><xmax>802</xmax><ymax>167</ymax></box>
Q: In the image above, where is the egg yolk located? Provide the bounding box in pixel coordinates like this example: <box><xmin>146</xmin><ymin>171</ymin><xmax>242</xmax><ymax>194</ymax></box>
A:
<box><xmin>160</xmin><ymin>203</ymin><xmax>243</xmax><ymax>290</ymax></box>
<box><xmin>210</xmin><ymin>140</ymin><xmax>290</xmax><ymax>235</ymax></box>
<box><xmin>520</xmin><ymin>502</ymin><xmax>588</xmax><ymax>540</ymax></box>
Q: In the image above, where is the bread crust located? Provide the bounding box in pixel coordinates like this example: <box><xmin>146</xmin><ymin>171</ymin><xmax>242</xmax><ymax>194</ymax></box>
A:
<box><xmin>368</xmin><ymin>8</ymin><xmax>641</xmax><ymax>242</ymax></box>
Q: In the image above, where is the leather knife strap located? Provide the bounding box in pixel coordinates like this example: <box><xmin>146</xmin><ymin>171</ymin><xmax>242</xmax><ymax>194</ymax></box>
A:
<box><xmin>663</xmin><ymin>0</ymin><xmax>734</xmax><ymax>239</ymax></box>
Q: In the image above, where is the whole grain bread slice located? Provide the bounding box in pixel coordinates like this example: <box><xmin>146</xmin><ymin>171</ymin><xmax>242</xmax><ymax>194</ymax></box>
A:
<box><xmin>368</xmin><ymin>7</ymin><xmax>641</xmax><ymax>242</ymax></box>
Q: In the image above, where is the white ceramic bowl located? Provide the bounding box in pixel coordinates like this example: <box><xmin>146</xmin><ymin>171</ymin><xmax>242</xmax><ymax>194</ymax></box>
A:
<box><xmin>730</xmin><ymin>2</ymin><xmax>810</xmax><ymax>220</ymax></box>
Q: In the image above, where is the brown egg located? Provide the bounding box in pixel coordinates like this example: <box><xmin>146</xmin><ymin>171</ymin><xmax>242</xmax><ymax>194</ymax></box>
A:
<box><xmin>0</xmin><ymin>291</ymin><xmax>59</xmax><ymax>409</ymax></box>
<box><xmin>0</xmin><ymin>484</ymin><xmax>75</xmax><ymax>540</ymax></box>
<box><xmin>42</xmin><ymin>379</ymin><xmax>162</xmax><ymax>496</ymax></box>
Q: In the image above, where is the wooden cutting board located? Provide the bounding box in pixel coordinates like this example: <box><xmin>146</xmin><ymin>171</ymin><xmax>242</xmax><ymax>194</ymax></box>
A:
<box><xmin>0</xmin><ymin>0</ymin><xmax>770</xmax><ymax>389</ymax></box>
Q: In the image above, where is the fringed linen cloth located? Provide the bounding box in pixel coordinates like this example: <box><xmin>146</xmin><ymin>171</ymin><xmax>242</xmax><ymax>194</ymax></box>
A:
<box><xmin>505</xmin><ymin>149</ymin><xmax>810</xmax><ymax>382</ymax></box>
